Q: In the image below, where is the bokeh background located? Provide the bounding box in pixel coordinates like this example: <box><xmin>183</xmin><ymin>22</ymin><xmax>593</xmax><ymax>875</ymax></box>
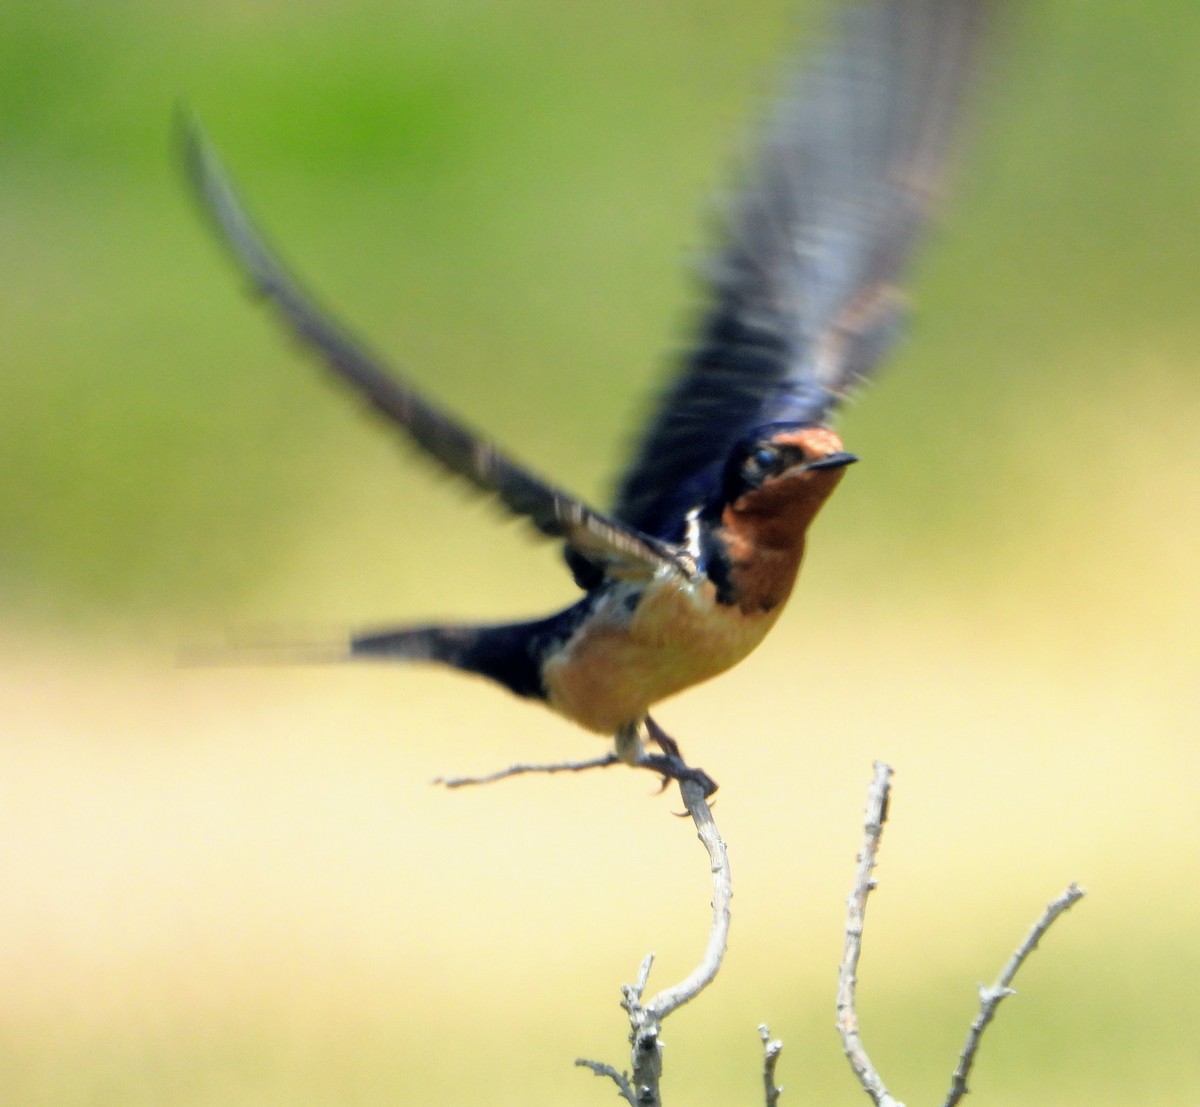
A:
<box><xmin>4</xmin><ymin>1</ymin><xmax>1199</xmax><ymax>1104</ymax></box>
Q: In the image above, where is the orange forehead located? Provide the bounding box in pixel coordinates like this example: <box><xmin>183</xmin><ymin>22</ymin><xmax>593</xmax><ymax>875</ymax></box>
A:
<box><xmin>769</xmin><ymin>426</ymin><xmax>845</xmax><ymax>458</ymax></box>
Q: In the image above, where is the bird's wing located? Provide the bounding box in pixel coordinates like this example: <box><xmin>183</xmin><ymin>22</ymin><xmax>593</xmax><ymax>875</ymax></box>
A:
<box><xmin>181</xmin><ymin>117</ymin><xmax>688</xmax><ymax>584</ymax></box>
<box><xmin>612</xmin><ymin>0</ymin><xmax>995</xmax><ymax>542</ymax></box>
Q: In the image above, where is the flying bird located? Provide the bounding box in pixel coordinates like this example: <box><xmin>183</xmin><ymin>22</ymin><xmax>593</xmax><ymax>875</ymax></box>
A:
<box><xmin>184</xmin><ymin>0</ymin><xmax>993</xmax><ymax>794</ymax></box>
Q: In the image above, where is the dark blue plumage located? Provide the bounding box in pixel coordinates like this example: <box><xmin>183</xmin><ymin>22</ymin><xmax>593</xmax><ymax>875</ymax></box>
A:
<box><xmin>350</xmin><ymin>601</ymin><xmax>595</xmax><ymax>702</ymax></box>
<box><xmin>184</xmin><ymin>0</ymin><xmax>996</xmax><ymax>789</ymax></box>
<box><xmin>612</xmin><ymin>0</ymin><xmax>984</xmax><ymax>542</ymax></box>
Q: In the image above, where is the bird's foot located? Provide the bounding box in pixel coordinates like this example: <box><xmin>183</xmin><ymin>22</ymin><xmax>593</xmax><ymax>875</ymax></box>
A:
<box><xmin>435</xmin><ymin>716</ymin><xmax>716</xmax><ymax>797</ymax></box>
<box><xmin>640</xmin><ymin>715</ymin><xmax>719</xmax><ymax>797</ymax></box>
<box><xmin>636</xmin><ymin>751</ymin><xmax>719</xmax><ymax>799</ymax></box>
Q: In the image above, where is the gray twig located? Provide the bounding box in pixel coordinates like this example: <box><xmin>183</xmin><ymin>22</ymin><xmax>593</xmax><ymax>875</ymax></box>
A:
<box><xmin>578</xmin><ymin>776</ymin><xmax>732</xmax><ymax>1107</ymax></box>
<box><xmin>434</xmin><ymin>753</ymin><xmax>620</xmax><ymax>788</ymax></box>
<box><xmin>643</xmin><ymin>777</ymin><xmax>732</xmax><ymax>1018</ymax></box>
<box><xmin>759</xmin><ymin>1024</ymin><xmax>784</xmax><ymax>1107</ymax></box>
<box><xmin>834</xmin><ymin>763</ymin><xmax>1085</xmax><ymax>1107</ymax></box>
<box><xmin>836</xmin><ymin>761</ymin><xmax>904</xmax><ymax>1107</ymax></box>
<box><xmin>942</xmin><ymin>882</ymin><xmax>1086</xmax><ymax>1107</ymax></box>
<box><xmin>575</xmin><ymin>1059</ymin><xmax>637</xmax><ymax>1105</ymax></box>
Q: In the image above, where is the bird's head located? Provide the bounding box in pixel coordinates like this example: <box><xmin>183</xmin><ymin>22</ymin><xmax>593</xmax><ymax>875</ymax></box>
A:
<box><xmin>717</xmin><ymin>423</ymin><xmax>856</xmax><ymax>537</ymax></box>
<box><xmin>699</xmin><ymin>423</ymin><xmax>856</xmax><ymax>612</ymax></box>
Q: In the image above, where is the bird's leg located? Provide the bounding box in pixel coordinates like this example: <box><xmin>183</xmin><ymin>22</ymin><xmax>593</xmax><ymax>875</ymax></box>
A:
<box><xmin>635</xmin><ymin>715</ymin><xmax>719</xmax><ymax>797</ymax></box>
<box><xmin>643</xmin><ymin>714</ymin><xmax>684</xmax><ymax>759</ymax></box>
<box><xmin>614</xmin><ymin>721</ymin><xmax>646</xmax><ymax>765</ymax></box>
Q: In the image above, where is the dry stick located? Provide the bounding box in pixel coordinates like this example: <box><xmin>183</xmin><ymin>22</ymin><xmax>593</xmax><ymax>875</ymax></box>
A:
<box><xmin>837</xmin><ymin>763</ymin><xmax>1086</xmax><ymax>1107</ymax></box>
<box><xmin>837</xmin><ymin>761</ymin><xmax>903</xmax><ymax>1107</ymax></box>
<box><xmin>942</xmin><ymin>881</ymin><xmax>1086</xmax><ymax>1107</ymax></box>
<box><xmin>759</xmin><ymin>1024</ymin><xmax>784</xmax><ymax>1107</ymax></box>
<box><xmin>575</xmin><ymin>1059</ymin><xmax>636</xmax><ymax>1105</ymax></box>
<box><xmin>644</xmin><ymin>777</ymin><xmax>732</xmax><ymax>1017</ymax></box>
<box><xmin>434</xmin><ymin>752</ymin><xmax>620</xmax><ymax>788</ymax></box>
<box><xmin>577</xmin><ymin>776</ymin><xmax>732</xmax><ymax>1107</ymax></box>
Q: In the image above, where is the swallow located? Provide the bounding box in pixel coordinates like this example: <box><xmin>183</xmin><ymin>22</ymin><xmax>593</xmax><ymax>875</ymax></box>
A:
<box><xmin>183</xmin><ymin>0</ymin><xmax>993</xmax><ymax>794</ymax></box>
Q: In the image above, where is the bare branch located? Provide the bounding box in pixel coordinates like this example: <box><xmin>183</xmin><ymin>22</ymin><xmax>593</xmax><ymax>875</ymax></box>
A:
<box><xmin>575</xmin><ymin>1059</ymin><xmax>637</xmax><ymax>1105</ymax></box>
<box><xmin>833</xmin><ymin>764</ymin><xmax>1084</xmax><ymax>1107</ymax></box>
<box><xmin>577</xmin><ymin>761</ymin><xmax>1082</xmax><ymax>1107</ymax></box>
<box><xmin>434</xmin><ymin>753</ymin><xmax>620</xmax><ymax>788</ymax></box>
<box><xmin>622</xmin><ymin>953</ymin><xmax>656</xmax><ymax>1010</ymax></box>
<box><xmin>942</xmin><ymin>882</ymin><xmax>1086</xmax><ymax>1107</ymax></box>
<box><xmin>579</xmin><ymin>776</ymin><xmax>732</xmax><ymax>1106</ymax></box>
<box><xmin>644</xmin><ymin>778</ymin><xmax>732</xmax><ymax>1018</ymax></box>
<box><xmin>836</xmin><ymin>761</ymin><xmax>904</xmax><ymax>1107</ymax></box>
<box><xmin>759</xmin><ymin>1024</ymin><xmax>784</xmax><ymax>1107</ymax></box>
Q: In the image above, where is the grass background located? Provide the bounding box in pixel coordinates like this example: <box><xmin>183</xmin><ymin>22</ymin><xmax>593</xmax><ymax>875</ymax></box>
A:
<box><xmin>3</xmin><ymin>1</ymin><xmax>1199</xmax><ymax>1103</ymax></box>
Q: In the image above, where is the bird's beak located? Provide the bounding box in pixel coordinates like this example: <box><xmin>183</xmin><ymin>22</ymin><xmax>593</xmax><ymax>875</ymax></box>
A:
<box><xmin>806</xmin><ymin>451</ymin><xmax>859</xmax><ymax>471</ymax></box>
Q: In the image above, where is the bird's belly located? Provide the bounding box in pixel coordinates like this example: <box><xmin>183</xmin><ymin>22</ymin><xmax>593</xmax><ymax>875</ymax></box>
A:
<box><xmin>541</xmin><ymin>578</ymin><xmax>782</xmax><ymax>734</ymax></box>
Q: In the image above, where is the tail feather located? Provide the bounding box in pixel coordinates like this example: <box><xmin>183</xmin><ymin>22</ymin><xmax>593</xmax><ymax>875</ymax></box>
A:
<box><xmin>179</xmin><ymin>634</ymin><xmax>351</xmax><ymax>667</ymax></box>
<box><xmin>351</xmin><ymin>625</ymin><xmax>485</xmax><ymax>665</ymax></box>
<box><xmin>183</xmin><ymin>607</ymin><xmax>584</xmax><ymax>705</ymax></box>
<box><xmin>351</xmin><ymin>620</ymin><xmax>555</xmax><ymax>701</ymax></box>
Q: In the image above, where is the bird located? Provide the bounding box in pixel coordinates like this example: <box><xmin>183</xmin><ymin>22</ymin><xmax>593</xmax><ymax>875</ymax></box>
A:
<box><xmin>182</xmin><ymin>0</ymin><xmax>993</xmax><ymax>795</ymax></box>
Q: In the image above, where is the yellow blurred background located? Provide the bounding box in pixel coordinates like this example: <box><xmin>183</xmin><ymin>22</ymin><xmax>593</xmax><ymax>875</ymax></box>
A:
<box><xmin>3</xmin><ymin>1</ymin><xmax>1199</xmax><ymax>1103</ymax></box>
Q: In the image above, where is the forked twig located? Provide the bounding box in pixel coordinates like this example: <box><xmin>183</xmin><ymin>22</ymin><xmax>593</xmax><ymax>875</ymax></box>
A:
<box><xmin>835</xmin><ymin>763</ymin><xmax>1085</xmax><ymax>1107</ymax></box>
<box><xmin>759</xmin><ymin>1024</ymin><xmax>784</xmax><ymax>1107</ymax></box>
<box><xmin>577</xmin><ymin>776</ymin><xmax>731</xmax><ymax>1107</ymax></box>
<box><xmin>942</xmin><ymin>882</ymin><xmax>1086</xmax><ymax>1107</ymax></box>
<box><xmin>575</xmin><ymin>1058</ymin><xmax>637</xmax><ymax>1106</ymax></box>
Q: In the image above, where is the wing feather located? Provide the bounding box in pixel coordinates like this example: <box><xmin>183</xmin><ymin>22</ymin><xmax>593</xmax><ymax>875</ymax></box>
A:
<box><xmin>613</xmin><ymin>0</ymin><xmax>996</xmax><ymax>540</ymax></box>
<box><xmin>180</xmin><ymin>116</ymin><xmax>685</xmax><ymax>583</ymax></box>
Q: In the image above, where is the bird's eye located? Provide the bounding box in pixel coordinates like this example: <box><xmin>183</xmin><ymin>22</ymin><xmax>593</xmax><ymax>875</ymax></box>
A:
<box><xmin>741</xmin><ymin>444</ymin><xmax>779</xmax><ymax>485</ymax></box>
<box><xmin>750</xmin><ymin>446</ymin><xmax>777</xmax><ymax>471</ymax></box>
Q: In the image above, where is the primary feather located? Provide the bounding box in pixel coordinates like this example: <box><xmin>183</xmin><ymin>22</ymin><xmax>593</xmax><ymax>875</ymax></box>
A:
<box><xmin>180</xmin><ymin>116</ymin><xmax>685</xmax><ymax>585</ymax></box>
<box><xmin>182</xmin><ymin>0</ymin><xmax>992</xmax><ymax>586</ymax></box>
<box><xmin>612</xmin><ymin>0</ymin><xmax>994</xmax><ymax>542</ymax></box>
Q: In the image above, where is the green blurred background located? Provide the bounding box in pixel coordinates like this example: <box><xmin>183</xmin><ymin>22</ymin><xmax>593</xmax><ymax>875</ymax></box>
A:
<box><xmin>3</xmin><ymin>1</ymin><xmax>1199</xmax><ymax>1103</ymax></box>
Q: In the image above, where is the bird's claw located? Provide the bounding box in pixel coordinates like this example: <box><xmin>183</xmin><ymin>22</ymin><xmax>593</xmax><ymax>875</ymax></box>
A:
<box><xmin>639</xmin><ymin>714</ymin><xmax>718</xmax><ymax>797</ymax></box>
<box><xmin>637</xmin><ymin>750</ymin><xmax>719</xmax><ymax>799</ymax></box>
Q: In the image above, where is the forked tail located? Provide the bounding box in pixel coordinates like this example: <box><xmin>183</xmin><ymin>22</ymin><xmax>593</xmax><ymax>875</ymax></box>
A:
<box><xmin>350</xmin><ymin>619</ymin><xmax>557</xmax><ymax>700</ymax></box>
<box><xmin>185</xmin><ymin>606</ymin><xmax>586</xmax><ymax>705</ymax></box>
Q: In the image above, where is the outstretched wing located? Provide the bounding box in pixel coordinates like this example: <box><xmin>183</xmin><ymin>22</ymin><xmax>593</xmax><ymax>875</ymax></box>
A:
<box><xmin>613</xmin><ymin>0</ymin><xmax>995</xmax><ymax>542</ymax></box>
<box><xmin>181</xmin><ymin>116</ymin><xmax>686</xmax><ymax>583</ymax></box>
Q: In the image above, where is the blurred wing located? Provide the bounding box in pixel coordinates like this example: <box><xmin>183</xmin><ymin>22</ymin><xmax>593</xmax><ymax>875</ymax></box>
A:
<box><xmin>613</xmin><ymin>0</ymin><xmax>995</xmax><ymax>541</ymax></box>
<box><xmin>180</xmin><ymin>116</ymin><xmax>685</xmax><ymax>583</ymax></box>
